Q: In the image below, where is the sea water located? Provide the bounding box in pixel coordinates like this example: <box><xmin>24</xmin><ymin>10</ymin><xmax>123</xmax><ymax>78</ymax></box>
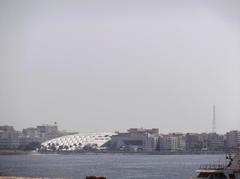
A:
<box><xmin>0</xmin><ymin>154</ymin><xmax>225</xmax><ymax>179</ymax></box>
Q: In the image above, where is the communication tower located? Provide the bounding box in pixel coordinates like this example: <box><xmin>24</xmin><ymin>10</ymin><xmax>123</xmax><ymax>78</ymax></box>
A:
<box><xmin>212</xmin><ymin>105</ymin><xmax>216</xmax><ymax>133</ymax></box>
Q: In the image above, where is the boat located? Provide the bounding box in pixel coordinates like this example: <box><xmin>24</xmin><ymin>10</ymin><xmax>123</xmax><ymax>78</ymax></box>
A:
<box><xmin>191</xmin><ymin>153</ymin><xmax>240</xmax><ymax>179</ymax></box>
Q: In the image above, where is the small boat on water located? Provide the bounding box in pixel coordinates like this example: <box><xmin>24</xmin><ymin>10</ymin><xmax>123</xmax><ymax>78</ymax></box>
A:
<box><xmin>191</xmin><ymin>153</ymin><xmax>240</xmax><ymax>179</ymax></box>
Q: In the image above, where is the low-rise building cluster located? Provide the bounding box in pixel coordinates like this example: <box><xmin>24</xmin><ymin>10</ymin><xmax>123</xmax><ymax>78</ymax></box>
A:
<box><xmin>0</xmin><ymin>123</ymin><xmax>76</xmax><ymax>150</ymax></box>
<box><xmin>110</xmin><ymin>128</ymin><xmax>240</xmax><ymax>152</ymax></box>
<box><xmin>1</xmin><ymin>125</ymin><xmax>240</xmax><ymax>152</ymax></box>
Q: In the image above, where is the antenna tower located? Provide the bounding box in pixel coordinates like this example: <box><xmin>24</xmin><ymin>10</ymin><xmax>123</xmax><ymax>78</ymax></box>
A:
<box><xmin>212</xmin><ymin>105</ymin><xmax>216</xmax><ymax>133</ymax></box>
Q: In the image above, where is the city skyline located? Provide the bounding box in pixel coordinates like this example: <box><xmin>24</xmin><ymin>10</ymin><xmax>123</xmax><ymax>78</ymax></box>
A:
<box><xmin>1</xmin><ymin>122</ymin><xmax>240</xmax><ymax>135</ymax></box>
<box><xmin>1</xmin><ymin>124</ymin><xmax>240</xmax><ymax>152</ymax></box>
<box><xmin>1</xmin><ymin>1</ymin><xmax>240</xmax><ymax>134</ymax></box>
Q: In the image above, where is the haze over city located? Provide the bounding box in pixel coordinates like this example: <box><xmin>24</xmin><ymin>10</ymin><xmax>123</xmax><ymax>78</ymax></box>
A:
<box><xmin>1</xmin><ymin>0</ymin><xmax>240</xmax><ymax>134</ymax></box>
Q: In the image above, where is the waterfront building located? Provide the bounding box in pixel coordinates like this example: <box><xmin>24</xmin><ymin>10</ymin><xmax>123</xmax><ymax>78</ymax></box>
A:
<box><xmin>158</xmin><ymin>133</ymin><xmax>186</xmax><ymax>151</ymax></box>
<box><xmin>40</xmin><ymin>133</ymin><xmax>114</xmax><ymax>151</ymax></box>
<box><xmin>37</xmin><ymin>124</ymin><xmax>60</xmax><ymax>140</ymax></box>
<box><xmin>207</xmin><ymin>133</ymin><xmax>225</xmax><ymax>150</ymax></box>
<box><xmin>22</xmin><ymin>128</ymin><xmax>40</xmax><ymax>138</ymax></box>
<box><xmin>226</xmin><ymin>130</ymin><xmax>240</xmax><ymax>149</ymax></box>
<box><xmin>0</xmin><ymin>123</ymin><xmax>74</xmax><ymax>149</ymax></box>
<box><xmin>176</xmin><ymin>134</ymin><xmax>186</xmax><ymax>151</ymax></box>
<box><xmin>185</xmin><ymin>133</ymin><xmax>225</xmax><ymax>151</ymax></box>
<box><xmin>110</xmin><ymin>129</ymin><xmax>158</xmax><ymax>152</ymax></box>
<box><xmin>185</xmin><ymin>133</ymin><xmax>203</xmax><ymax>151</ymax></box>
<box><xmin>158</xmin><ymin>135</ymin><xmax>174</xmax><ymax>151</ymax></box>
<box><xmin>0</xmin><ymin>126</ymin><xmax>19</xmax><ymax>149</ymax></box>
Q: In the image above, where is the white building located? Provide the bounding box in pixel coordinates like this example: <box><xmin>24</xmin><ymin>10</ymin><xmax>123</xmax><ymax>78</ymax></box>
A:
<box><xmin>40</xmin><ymin>133</ymin><xmax>114</xmax><ymax>151</ymax></box>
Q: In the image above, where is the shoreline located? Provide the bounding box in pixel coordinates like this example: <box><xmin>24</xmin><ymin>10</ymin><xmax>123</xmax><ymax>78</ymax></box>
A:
<box><xmin>38</xmin><ymin>151</ymin><xmax>228</xmax><ymax>155</ymax></box>
<box><xmin>0</xmin><ymin>150</ymin><xmax>38</xmax><ymax>155</ymax></box>
<box><xmin>0</xmin><ymin>177</ymin><xmax>65</xmax><ymax>179</ymax></box>
<box><xmin>0</xmin><ymin>149</ymin><xmax>231</xmax><ymax>155</ymax></box>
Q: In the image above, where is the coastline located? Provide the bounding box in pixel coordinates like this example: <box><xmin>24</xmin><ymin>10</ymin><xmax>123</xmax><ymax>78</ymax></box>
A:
<box><xmin>0</xmin><ymin>150</ymin><xmax>38</xmax><ymax>155</ymax></box>
<box><xmin>0</xmin><ymin>177</ymin><xmax>65</xmax><ymax>179</ymax></box>
<box><xmin>0</xmin><ymin>149</ymin><xmax>229</xmax><ymax>155</ymax></box>
<box><xmin>38</xmin><ymin>150</ymin><xmax>228</xmax><ymax>155</ymax></box>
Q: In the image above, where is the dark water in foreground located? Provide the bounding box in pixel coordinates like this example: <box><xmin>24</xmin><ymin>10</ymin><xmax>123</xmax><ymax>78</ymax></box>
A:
<box><xmin>0</xmin><ymin>154</ymin><xmax>225</xmax><ymax>179</ymax></box>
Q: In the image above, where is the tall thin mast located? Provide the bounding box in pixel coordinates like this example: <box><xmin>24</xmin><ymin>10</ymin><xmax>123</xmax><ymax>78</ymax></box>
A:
<box><xmin>212</xmin><ymin>104</ymin><xmax>216</xmax><ymax>133</ymax></box>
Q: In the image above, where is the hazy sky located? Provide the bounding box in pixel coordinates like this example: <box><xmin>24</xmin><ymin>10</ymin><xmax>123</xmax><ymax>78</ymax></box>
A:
<box><xmin>0</xmin><ymin>0</ymin><xmax>240</xmax><ymax>134</ymax></box>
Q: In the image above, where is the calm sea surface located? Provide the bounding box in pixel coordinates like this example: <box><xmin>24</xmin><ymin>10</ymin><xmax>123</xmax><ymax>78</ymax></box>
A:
<box><xmin>0</xmin><ymin>154</ymin><xmax>225</xmax><ymax>179</ymax></box>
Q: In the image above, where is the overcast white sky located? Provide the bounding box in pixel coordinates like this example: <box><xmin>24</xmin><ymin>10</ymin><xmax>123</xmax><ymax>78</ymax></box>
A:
<box><xmin>0</xmin><ymin>0</ymin><xmax>240</xmax><ymax>134</ymax></box>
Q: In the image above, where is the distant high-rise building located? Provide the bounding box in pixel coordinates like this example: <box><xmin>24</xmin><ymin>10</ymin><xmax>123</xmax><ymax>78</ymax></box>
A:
<box><xmin>158</xmin><ymin>133</ymin><xmax>186</xmax><ymax>151</ymax></box>
<box><xmin>22</xmin><ymin>128</ymin><xmax>40</xmax><ymax>138</ymax></box>
<box><xmin>207</xmin><ymin>133</ymin><xmax>224</xmax><ymax>150</ymax></box>
<box><xmin>0</xmin><ymin>126</ymin><xmax>19</xmax><ymax>149</ymax></box>
<box><xmin>37</xmin><ymin>124</ymin><xmax>59</xmax><ymax>139</ymax></box>
<box><xmin>226</xmin><ymin>130</ymin><xmax>240</xmax><ymax>149</ymax></box>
